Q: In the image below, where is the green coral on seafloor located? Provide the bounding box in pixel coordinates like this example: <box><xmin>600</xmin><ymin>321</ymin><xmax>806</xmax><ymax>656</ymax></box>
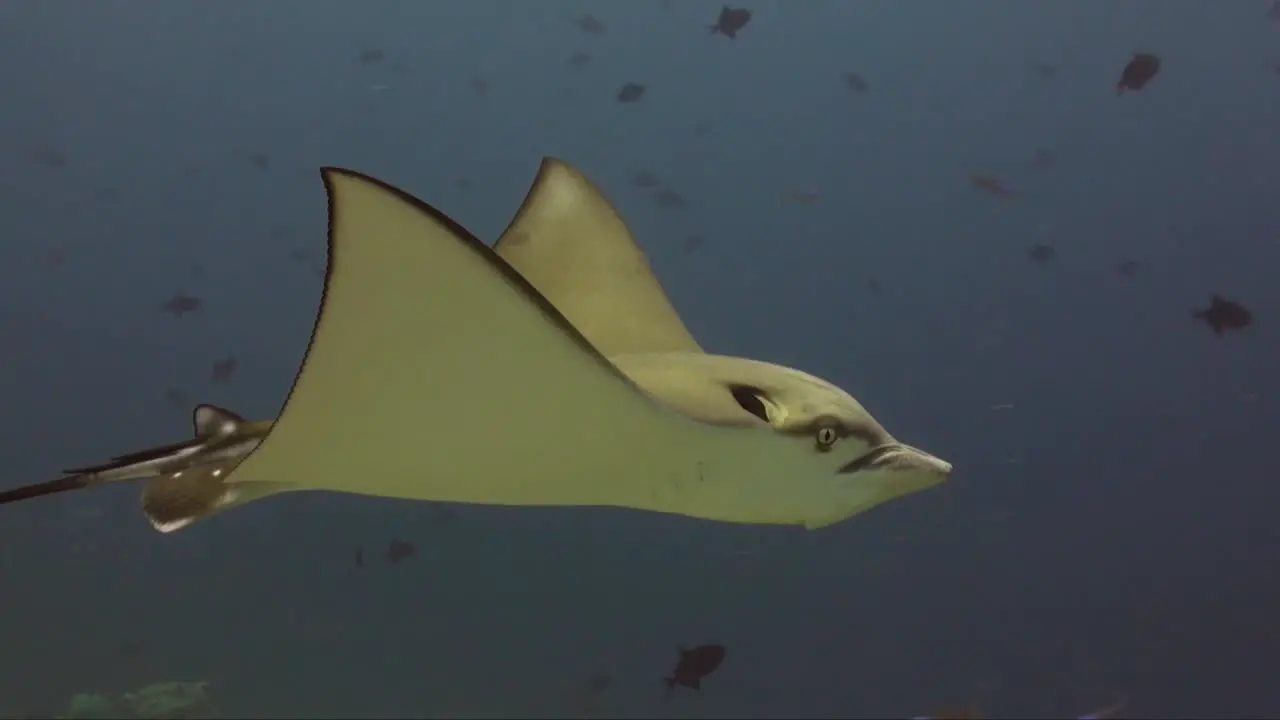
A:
<box><xmin>58</xmin><ymin>692</ymin><xmax>116</xmax><ymax>719</ymax></box>
<box><xmin>120</xmin><ymin>681</ymin><xmax>212</xmax><ymax>720</ymax></box>
<box><xmin>53</xmin><ymin>681</ymin><xmax>211</xmax><ymax>720</ymax></box>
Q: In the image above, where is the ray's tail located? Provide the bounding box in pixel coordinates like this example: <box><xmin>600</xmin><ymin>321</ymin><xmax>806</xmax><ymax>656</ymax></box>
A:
<box><xmin>0</xmin><ymin>475</ymin><xmax>93</xmax><ymax>505</ymax></box>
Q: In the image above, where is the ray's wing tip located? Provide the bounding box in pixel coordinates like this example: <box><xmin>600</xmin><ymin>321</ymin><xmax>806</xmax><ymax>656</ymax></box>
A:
<box><xmin>537</xmin><ymin>157</ymin><xmax>589</xmax><ymax>188</ymax></box>
<box><xmin>539</xmin><ymin>156</ymin><xmax>570</xmax><ymax>173</ymax></box>
<box><xmin>319</xmin><ymin>166</ymin><xmax>361</xmax><ymax>186</ymax></box>
<box><xmin>529</xmin><ymin>158</ymin><xmax>569</xmax><ymax>192</ymax></box>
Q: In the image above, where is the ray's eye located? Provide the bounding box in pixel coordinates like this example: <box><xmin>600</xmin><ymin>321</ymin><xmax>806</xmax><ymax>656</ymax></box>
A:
<box><xmin>815</xmin><ymin>426</ymin><xmax>839</xmax><ymax>452</ymax></box>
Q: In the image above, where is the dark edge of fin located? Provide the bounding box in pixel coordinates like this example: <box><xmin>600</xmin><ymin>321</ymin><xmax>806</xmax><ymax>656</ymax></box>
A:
<box><xmin>218</xmin><ymin>167</ymin><xmax>664</xmax><ymax>487</ymax></box>
<box><xmin>4</xmin><ymin>417</ymin><xmax>218</xmax><ymax>508</ymax></box>
<box><xmin>292</xmin><ymin>168</ymin><xmax>646</xmax><ymax>414</ymax></box>
<box><xmin>0</xmin><ymin>475</ymin><xmax>91</xmax><ymax>505</ymax></box>
<box><xmin>61</xmin><ymin>438</ymin><xmax>195</xmax><ymax>476</ymax></box>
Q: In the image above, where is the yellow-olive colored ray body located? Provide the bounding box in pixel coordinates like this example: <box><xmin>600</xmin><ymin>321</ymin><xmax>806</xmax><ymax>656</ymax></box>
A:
<box><xmin>0</xmin><ymin>159</ymin><xmax>951</xmax><ymax>532</ymax></box>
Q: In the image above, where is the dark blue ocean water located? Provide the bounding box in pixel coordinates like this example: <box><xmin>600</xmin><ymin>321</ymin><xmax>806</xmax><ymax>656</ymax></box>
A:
<box><xmin>0</xmin><ymin>2</ymin><xmax>1276</xmax><ymax>717</ymax></box>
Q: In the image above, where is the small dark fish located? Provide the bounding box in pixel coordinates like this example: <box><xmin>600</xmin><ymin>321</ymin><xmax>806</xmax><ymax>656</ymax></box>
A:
<box><xmin>1027</xmin><ymin>243</ymin><xmax>1056</xmax><ymax>264</ymax></box>
<box><xmin>654</xmin><ymin>188</ymin><xmax>686</xmax><ymax>208</ymax></box>
<box><xmin>867</xmin><ymin>277</ymin><xmax>881</xmax><ymax>294</ymax></box>
<box><xmin>1115</xmin><ymin>258</ymin><xmax>1141</xmax><ymax>278</ymax></box>
<box><xmin>162</xmin><ymin>292</ymin><xmax>201</xmax><ymax>319</ymax></box>
<box><xmin>1030</xmin><ymin>148</ymin><xmax>1056</xmax><ymax>170</ymax></box>
<box><xmin>1117</xmin><ymin>53</ymin><xmax>1160</xmax><ymax>95</ymax></box>
<box><xmin>357</xmin><ymin>49</ymin><xmax>385</xmax><ymax>64</ymax></box>
<box><xmin>210</xmin><ymin>355</ymin><xmax>238</xmax><ymax>384</ymax></box>
<box><xmin>842</xmin><ymin>71</ymin><xmax>870</xmax><ymax>93</ymax></box>
<box><xmin>384</xmin><ymin>538</ymin><xmax>416</xmax><ymax>563</ymax></box>
<box><xmin>710</xmin><ymin>6</ymin><xmax>752</xmax><ymax>38</ymax></box>
<box><xmin>969</xmin><ymin>174</ymin><xmax>1017</xmax><ymax>199</ymax></box>
<box><xmin>353</xmin><ymin>546</ymin><xmax>364</xmax><ymax>568</ymax></box>
<box><xmin>617</xmin><ymin>82</ymin><xmax>646</xmax><ymax>102</ymax></box>
<box><xmin>470</xmin><ymin>76</ymin><xmax>490</xmax><ymax>96</ymax></box>
<box><xmin>1028</xmin><ymin>60</ymin><xmax>1058</xmax><ymax>79</ymax></box>
<box><xmin>568</xmin><ymin>51</ymin><xmax>593</xmax><ymax>68</ymax></box>
<box><xmin>576</xmin><ymin>14</ymin><xmax>607</xmax><ymax>34</ymax></box>
<box><xmin>1193</xmin><ymin>294</ymin><xmax>1252</xmax><ymax>336</ymax></box>
<box><xmin>631</xmin><ymin>170</ymin><xmax>661</xmax><ymax>189</ymax></box>
<box><xmin>663</xmin><ymin>644</ymin><xmax>725</xmax><ymax>698</ymax></box>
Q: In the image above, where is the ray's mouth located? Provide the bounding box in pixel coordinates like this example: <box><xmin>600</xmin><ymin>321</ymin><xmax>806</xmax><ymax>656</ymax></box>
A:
<box><xmin>837</xmin><ymin>444</ymin><xmax>906</xmax><ymax>474</ymax></box>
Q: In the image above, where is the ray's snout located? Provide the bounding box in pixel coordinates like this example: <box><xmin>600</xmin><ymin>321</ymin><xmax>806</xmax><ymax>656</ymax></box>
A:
<box><xmin>912</xmin><ymin>445</ymin><xmax>953</xmax><ymax>477</ymax></box>
<box><xmin>839</xmin><ymin>442</ymin><xmax>952</xmax><ymax>482</ymax></box>
<box><xmin>902</xmin><ymin>444</ymin><xmax>952</xmax><ymax>483</ymax></box>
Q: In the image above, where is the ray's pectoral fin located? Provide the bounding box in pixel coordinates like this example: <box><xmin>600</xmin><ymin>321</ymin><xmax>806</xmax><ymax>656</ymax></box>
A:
<box><xmin>219</xmin><ymin>166</ymin><xmax>686</xmax><ymax>510</ymax></box>
<box><xmin>494</xmin><ymin>158</ymin><xmax>703</xmax><ymax>356</ymax></box>
<box><xmin>141</xmin><ymin>462</ymin><xmax>290</xmax><ymax>533</ymax></box>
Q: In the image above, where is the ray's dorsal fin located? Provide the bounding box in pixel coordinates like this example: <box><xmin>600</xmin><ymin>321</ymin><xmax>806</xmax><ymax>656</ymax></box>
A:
<box><xmin>494</xmin><ymin>158</ymin><xmax>703</xmax><ymax>356</ymax></box>
<box><xmin>192</xmin><ymin>403</ymin><xmax>245</xmax><ymax>437</ymax></box>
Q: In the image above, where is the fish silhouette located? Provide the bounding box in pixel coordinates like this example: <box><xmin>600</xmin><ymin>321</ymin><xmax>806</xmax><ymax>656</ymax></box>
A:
<box><xmin>663</xmin><ymin>644</ymin><xmax>725</xmax><ymax>698</ymax></box>
<box><xmin>710</xmin><ymin>6</ymin><xmax>751</xmax><ymax>38</ymax></box>
<box><xmin>1193</xmin><ymin>294</ymin><xmax>1252</xmax><ymax>336</ymax></box>
<box><xmin>1117</xmin><ymin>53</ymin><xmax>1160</xmax><ymax>94</ymax></box>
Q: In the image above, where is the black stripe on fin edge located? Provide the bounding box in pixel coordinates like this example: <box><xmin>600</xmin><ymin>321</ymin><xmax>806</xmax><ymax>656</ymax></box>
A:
<box><xmin>61</xmin><ymin>438</ymin><xmax>196</xmax><ymax>475</ymax></box>
<box><xmin>310</xmin><ymin>166</ymin><xmax>645</xmax><ymax>394</ymax></box>
<box><xmin>0</xmin><ymin>475</ymin><xmax>92</xmax><ymax>505</ymax></box>
<box><xmin>215</xmin><ymin>166</ymin><xmax>670</xmax><ymax>492</ymax></box>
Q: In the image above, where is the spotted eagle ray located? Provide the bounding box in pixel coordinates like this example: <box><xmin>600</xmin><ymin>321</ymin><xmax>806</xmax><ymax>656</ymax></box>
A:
<box><xmin>0</xmin><ymin>159</ymin><xmax>951</xmax><ymax>532</ymax></box>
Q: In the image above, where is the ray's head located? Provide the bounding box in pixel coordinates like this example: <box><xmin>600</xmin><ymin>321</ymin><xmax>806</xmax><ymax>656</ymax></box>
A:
<box><xmin>613</xmin><ymin>352</ymin><xmax>952</xmax><ymax>528</ymax></box>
